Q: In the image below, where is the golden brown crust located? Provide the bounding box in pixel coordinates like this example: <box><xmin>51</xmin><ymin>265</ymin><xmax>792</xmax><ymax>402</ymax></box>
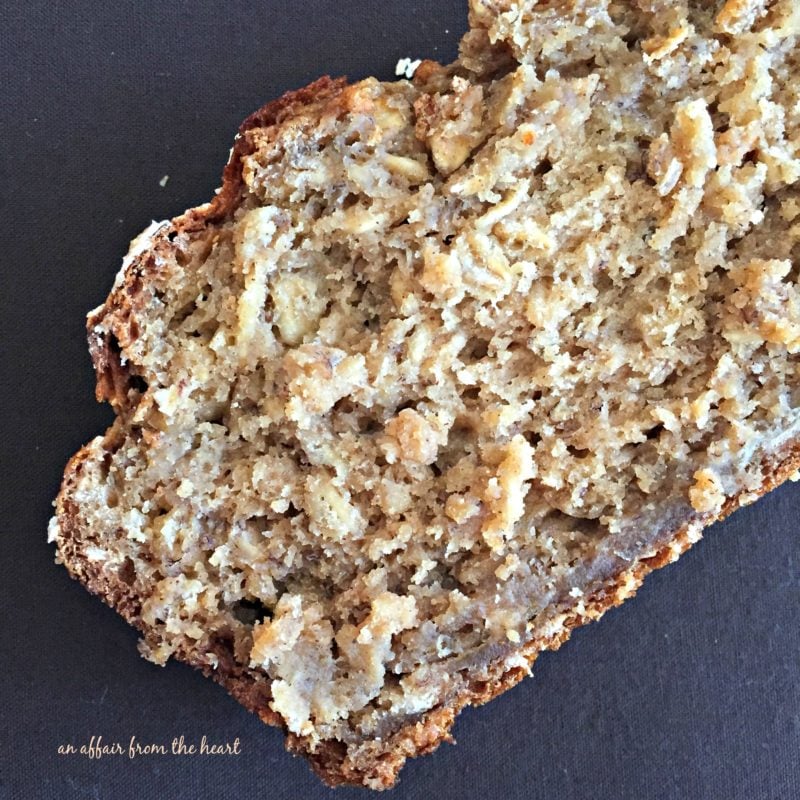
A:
<box><xmin>87</xmin><ymin>77</ymin><xmax>349</xmax><ymax>412</ymax></box>
<box><xmin>211</xmin><ymin>76</ymin><xmax>349</xmax><ymax>225</ymax></box>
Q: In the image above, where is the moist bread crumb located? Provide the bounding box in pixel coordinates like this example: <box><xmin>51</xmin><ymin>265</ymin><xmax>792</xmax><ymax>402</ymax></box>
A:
<box><xmin>53</xmin><ymin>0</ymin><xmax>799</xmax><ymax>788</ymax></box>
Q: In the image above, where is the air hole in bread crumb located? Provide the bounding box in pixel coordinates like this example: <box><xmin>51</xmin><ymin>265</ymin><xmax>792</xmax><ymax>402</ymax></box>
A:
<box><xmin>626</xmin><ymin>138</ymin><xmax>650</xmax><ymax>183</ymax></box>
<box><xmin>523</xmin><ymin>430</ymin><xmax>542</xmax><ymax>448</ymax></box>
<box><xmin>568</xmin><ymin>344</ymin><xmax>587</xmax><ymax>359</ymax></box>
<box><xmin>620</xmin><ymin>30</ymin><xmax>640</xmax><ymax>51</ymax></box>
<box><xmin>118</xmin><ymin>557</ymin><xmax>136</xmax><ymax>586</ymax></box>
<box><xmin>170</xmin><ymin>299</ymin><xmax>199</xmax><ymax>328</ymax></box>
<box><xmin>231</xmin><ymin>598</ymin><xmax>272</xmax><ymax>626</ymax></box>
<box><xmin>645</xmin><ymin>424</ymin><xmax>664</xmax><ymax>440</ymax></box>
<box><xmin>107</xmin><ymin>333</ymin><xmax>121</xmax><ymax>355</ymax></box>
<box><xmin>726</xmin><ymin>235</ymin><xmax>743</xmax><ymax>252</ymax></box>
<box><xmin>285</xmin><ymin>502</ymin><xmax>301</xmax><ymax>519</ymax></box>
<box><xmin>566</xmin><ymin>445</ymin><xmax>591</xmax><ymax>459</ymax></box>
<box><xmin>99</xmin><ymin>450</ymin><xmax>114</xmax><ymax>481</ymax></box>
<box><xmin>129</xmin><ymin>374</ymin><xmax>148</xmax><ymax>394</ymax></box>
<box><xmin>463</xmin><ymin>336</ymin><xmax>491</xmax><ymax>361</ymax></box>
<box><xmin>342</xmin><ymin>192</ymin><xmax>360</xmax><ymax>210</ymax></box>
<box><xmin>358</xmin><ymin>416</ymin><xmax>382</xmax><ymax>435</ymax></box>
<box><xmin>462</xmin><ymin>387</ymin><xmax>480</xmax><ymax>402</ymax></box>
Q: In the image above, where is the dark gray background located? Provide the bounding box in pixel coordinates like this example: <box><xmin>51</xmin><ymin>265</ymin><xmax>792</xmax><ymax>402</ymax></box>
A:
<box><xmin>1</xmin><ymin>2</ymin><xmax>798</xmax><ymax>798</ymax></box>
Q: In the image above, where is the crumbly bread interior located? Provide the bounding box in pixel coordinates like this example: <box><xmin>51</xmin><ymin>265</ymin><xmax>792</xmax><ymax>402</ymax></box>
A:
<box><xmin>54</xmin><ymin>0</ymin><xmax>799</xmax><ymax>779</ymax></box>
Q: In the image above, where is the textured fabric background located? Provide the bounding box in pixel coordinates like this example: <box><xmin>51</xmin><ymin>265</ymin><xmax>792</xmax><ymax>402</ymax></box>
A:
<box><xmin>1</xmin><ymin>2</ymin><xmax>798</xmax><ymax>798</ymax></box>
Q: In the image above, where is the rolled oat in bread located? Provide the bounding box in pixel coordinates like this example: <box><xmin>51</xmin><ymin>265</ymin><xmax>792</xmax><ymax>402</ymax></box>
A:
<box><xmin>51</xmin><ymin>0</ymin><xmax>800</xmax><ymax>788</ymax></box>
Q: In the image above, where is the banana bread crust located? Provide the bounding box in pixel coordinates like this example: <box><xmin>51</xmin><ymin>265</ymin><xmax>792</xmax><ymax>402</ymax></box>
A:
<box><xmin>88</xmin><ymin>77</ymin><xmax>350</xmax><ymax>416</ymax></box>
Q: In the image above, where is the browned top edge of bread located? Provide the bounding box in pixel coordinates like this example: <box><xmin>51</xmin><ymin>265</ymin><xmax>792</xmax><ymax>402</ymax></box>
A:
<box><xmin>54</xmin><ymin>73</ymin><xmax>800</xmax><ymax>789</ymax></box>
<box><xmin>88</xmin><ymin>76</ymin><xmax>349</xmax><ymax>414</ymax></box>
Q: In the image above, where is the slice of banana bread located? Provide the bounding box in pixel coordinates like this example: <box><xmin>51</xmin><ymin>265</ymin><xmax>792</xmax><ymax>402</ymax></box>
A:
<box><xmin>51</xmin><ymin>0</ymin><xmax>800</xmax><ymax>788</ymax></box>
